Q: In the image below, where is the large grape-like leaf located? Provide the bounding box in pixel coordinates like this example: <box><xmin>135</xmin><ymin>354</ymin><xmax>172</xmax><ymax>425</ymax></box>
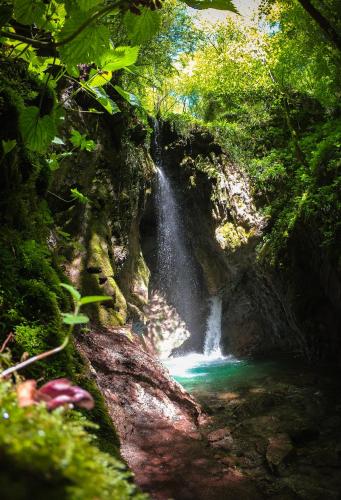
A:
<box><xmin>19</xmin><ymin>106</ymin><xmax>57</xmax><ymax>153</ymax></box>
<box><xmin>88</xmin><ymin>70</ymin><xmax>112</xmax><ymax>88</ymax></box>
<box><xmin>100</xmin><ymin>46</ymin><xmax>139</xmax><ymax>72</ymax></box>
<box><xmin>76</xmin><ymin>0</ymin><xmax>101</xmax><ymax>11</ymax></box>
<box><xmin>124</xmin><ymin>7</ymin><xmax>161</xmax><ymax>44</ymax></box>
<box><xmin>58</xmin><ymin>11</ymin><xmax>110</xmax><ymax>65</ymax></box>
<box><xmin>14</xmin><ymin>0</ymin><xmax>46</xmax><ymax>26</ymax></box>
<box><xmin>0</xmin><ymin>3</ymin><xmax>13</xmax><ymax>28</ymax></box>
<box><xmin>183</xmin><ymin>0</ymin><xmax>238</xmax><ymax>12</ymax></box>
<box><xmin>91</xmin><ymin>87</ymin><xmax>121</xmax><ymax>114</ymax></box>
<box><xmin>114</xmin><ymin>85</ymin><xmax>141</xmax><ymax>107</ymax></box>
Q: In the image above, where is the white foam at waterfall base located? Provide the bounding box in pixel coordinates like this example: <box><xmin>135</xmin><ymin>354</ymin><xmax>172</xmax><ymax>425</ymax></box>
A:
<box><xmin>165</xmin><ymin>296</ymin><xmax>238</xmax><ymax>378</ymax></box>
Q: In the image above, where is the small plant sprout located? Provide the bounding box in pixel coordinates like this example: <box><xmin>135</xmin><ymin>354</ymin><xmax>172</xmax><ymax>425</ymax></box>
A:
<box><xmin>70</xmin><ymin>129</ymin><xmax>96</xmax><ymax>152</ymax></box>
<box><xmin>0</xmin><ymin>284</ymin><xmax>111</xmax><ymax>379</ymax></box>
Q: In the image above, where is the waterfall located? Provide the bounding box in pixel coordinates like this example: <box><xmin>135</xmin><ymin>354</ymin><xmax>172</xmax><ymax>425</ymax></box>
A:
<box><xmin>165</xmin><ymin>295</ymin><xmax>226</xmax><ymax>377</ymax></box>
<box><xmin>204</xmin><ymin>296</ymin><xmax>223</xmax><ymax>357</ymax></box>
<box><xmin>154</xmin><ymin>121</ymin><xmax>200</xmax><ymax>334</ymax></box>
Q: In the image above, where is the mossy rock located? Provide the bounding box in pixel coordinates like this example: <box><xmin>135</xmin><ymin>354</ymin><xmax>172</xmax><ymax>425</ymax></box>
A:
<box><xmin>0</xmin><ymin>381</ymin><xmax>147</xmax><ymax>500</ymax></box>
<box><xmin>82</xmin><ymin>231</ymin><xmax>127</xmax><ymax>326</ymax></box>
<box><xmin>215</xmin><ymin>222</ymin><xmax>249</xmax><ymax>252</ymax></box>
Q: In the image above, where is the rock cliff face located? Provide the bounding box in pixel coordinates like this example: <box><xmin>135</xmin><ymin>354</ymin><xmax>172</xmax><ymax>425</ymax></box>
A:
<box><xmin>49</xmin><ymin>106</ymin><xmax>154</xmax><ymax>329</ymax></box>
<box><xmin>139</xmin><ymin>119</ymin><xmax>341</xmax><ymax>364</ymax></box>
<box><xmin>278</xmin><ymin>221</ymin><xmax>341</xmax><ymax>363</ymax></box>
<box><xmin>140</xmin><ymin>121</ymin><xmax>298</xmax><ymax>358</ymax></box>
<box><xmin>50</xmin><ymin>107</ymin><xmax>339</xmax><ymax>364</ymax></box>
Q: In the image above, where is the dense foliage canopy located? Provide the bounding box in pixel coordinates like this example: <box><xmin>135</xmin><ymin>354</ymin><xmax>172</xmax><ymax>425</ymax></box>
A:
<box><xmin>156</xmin><ymin>0</ymin><xmax>341</xmax><ymax>261</ymax></box>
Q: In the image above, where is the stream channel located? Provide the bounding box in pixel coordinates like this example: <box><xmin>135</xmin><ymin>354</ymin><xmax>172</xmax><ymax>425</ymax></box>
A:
<box><xmin>162</xmin><ymin>306</ymin><xmax>341</xmax><ymax>499</ymax></box>
<box><xmin>146</xmin><ymin>129</ymin><xmax>341</xmax><ymax>499</ymax></box>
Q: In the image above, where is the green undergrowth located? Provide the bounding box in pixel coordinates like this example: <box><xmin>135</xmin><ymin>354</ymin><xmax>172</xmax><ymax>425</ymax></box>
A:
<box><xmin>165</xmin><ymin>109</ymin><xmax>341</xmax><ymax>267</ymax></box>
<box><xmin>0</xmin><ymin>381</ymin><xmax>146</xmax><ymax>500</ymax></box>
<box><xmin>0</xmin><ymin>216</ymin><xmax>143</xmax><ymax>498</ymax></box>
<box><xmin>0</xmin><ymin>61</ymin><xmax>145</xmax><ymax>497</ymax></box>
<box><xmin>0</xmin><ymin>227</ymin><xmax>122</xmax><ymax>433</ymax></box>
<box><xmin>254</xmin><ymin>118</ymin><xmax>341</xmax><ymax>264</ymax></box>
<box><xmin>0</xmin><ymin>231</ymin><xmax>72</xmax><ymax>379</ymax></box>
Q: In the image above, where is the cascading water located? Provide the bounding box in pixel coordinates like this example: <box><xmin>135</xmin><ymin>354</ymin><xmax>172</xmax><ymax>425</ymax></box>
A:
<box><xmin>204</xmin><ymin>296</ymin><xmax>223</xmax><ymax>357</ymax></box>
<box><xmin>165</xmin><ymin>295</ymin><xmax>236</xmax><ymax>378</ymax></box>
<box><xmin>154</xmin><ymin>121</ymin><xmax>200</xmax><ymax>334</ymax></box>
<box><xmin>152</xmin><ymin>120</ymin><xmax>238</xmax><ymax>379</ymax></box>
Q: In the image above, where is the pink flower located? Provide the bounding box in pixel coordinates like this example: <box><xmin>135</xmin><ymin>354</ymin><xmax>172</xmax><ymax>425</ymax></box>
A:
<box><xmin>17</xmin><ymin>378</ymin><xmax>94</xmax><ymax>410</ymax></box>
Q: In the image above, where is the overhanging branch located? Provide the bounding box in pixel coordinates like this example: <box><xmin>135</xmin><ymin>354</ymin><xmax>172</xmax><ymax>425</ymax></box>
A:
<box><xmin>297</xmin><ymin>0</ymin><xmax>341</xmax><ymax>52</ymax></box>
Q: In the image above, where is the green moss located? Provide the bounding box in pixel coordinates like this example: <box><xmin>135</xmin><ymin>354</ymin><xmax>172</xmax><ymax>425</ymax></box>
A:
<box><xmin>215</xmin><ymin>222</ymin><xmax>250</xmax><ymax>252</ymax></box>
<box><xmin>74</xmin><ymin>365</ymin><xmax>121</xmax><ymax>455</ymax></box>
<box><xmin>0</xmin><ymin>62</ymin><xmax>144</xmax><ymax>497</ymax></box>
<box><xmin>14</xmin><ymin>323</ymin><xmax>50</xmax><ymax>356</ymax></box>
<box><xmin>136</xmin><ymin>253</ymin><xmax>150</xmax><ymax>292</ymax></box>
<box><xmin>88</xmin><ymin>232</ymin><xmax>115</xmax><ymax>277</ymax></box>
<box><xmin>84</xmin><ymin>231</ymin><xmax>127</xmax><ymax>327</ymax></box>
<box><xmin>0</xmin><ymin>381</ymin><xmax>147</xmax><ymax>500</ymax></box>
<box><xmin>19</xmin><ymin>280</ymin><xmax>61</xmax><ymax>325</ymax></box>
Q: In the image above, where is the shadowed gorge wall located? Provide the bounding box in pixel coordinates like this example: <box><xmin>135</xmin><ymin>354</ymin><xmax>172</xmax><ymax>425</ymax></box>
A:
<box><xmin>140</xmin><ymin>120</ymin><xmax>297</xmax><ymax>358</ymax></box>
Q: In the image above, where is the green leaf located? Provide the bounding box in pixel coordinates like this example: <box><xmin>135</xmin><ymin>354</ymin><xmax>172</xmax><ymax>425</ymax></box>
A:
<box><xmin>2</xmin><ymin>139</ymin><xmax>16</xmax><ymax>155</ymax></box>
<box><xmin>52</xmin><ymin>136</ymin><xmax>65</xmax><ymax>145</ymax></box>
<box><xmin>70</xmin><ymin>188</ymin><xmax>91</xmax><ymax>204</ymax></box>
<box><xmin>91</xmin><ymin>87</ymin><xmax>120</xmax><ymax>115</ymax></box>
<box><xmin>70</xmin><ymin>129</ymin><xmax>96</xmax><ymax>151</ymax></box>
<box><xmin>46</xmin><ymin>153</ymin><xmax>60</xmax><ymax>171</ymax></box>
<box><xmin>100</xmin><ymin>46</ymin><xmax>139</xmax><ymax>72</ymax></box>
<box><xmin>19</xmin><ymin>106</ymin><xmax>56</xmax><ymax>153</ymax></box>
<box><xmin>62</xmin><ymin>313</ymin><xmax>89</xmax><ymax>325</ymax></box>
<box><xmin>124</xmin><ymin>7</ymin><xmax>161</xmax><ymax>44</ymax></box>
<box><xmin>60</xmin><ymin>283</ymin><xmax>81</xmax><ymax>301</ymax></box>
<box><xmin>0</xmin><ymin>3</ymin><xmax>13</xmax><ymax>28</ymax></box>
<box><xmin>13</xmin><ymin>0</ymin><xmax>46</xmax><ymax>26</ymax></box>
<box><xmin>58</xmin><ymin>11</ymin><xmax>110</xmax><ymax>65</ymax></box>
<box><xmin>114</xmin><ymin>85</ymin><xmax>141</xmax><ymax>107</ymax></box>
<box><xmin>88</xmin><ymin>70</ymin><xmax>112</xmax><ymax>88</ymax></box>
<box><xmin>79</xmin><ymin>295</ymin><xmax>112</xmax><ymax>306</ymax></box>
<box><xmin>182</xmin><ymin>0</ymin><xmax>238</xmax><ymax>12</ymax></box>
<box><xmin>76</xmin><ymin>0</ymin><xmax>101</xmax><ymax>11</ymax></box>
<box><xmin>70</xmin><ymin>129</ymin><xmax>83</xmax><ymax>148</ymax></box>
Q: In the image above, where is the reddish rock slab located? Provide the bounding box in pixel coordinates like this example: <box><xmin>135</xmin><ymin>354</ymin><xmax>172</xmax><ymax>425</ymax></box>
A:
<box><xmin>77</xmin><ymin>328</ymin><xmax>262</xmax><ymax>500</ymax></box>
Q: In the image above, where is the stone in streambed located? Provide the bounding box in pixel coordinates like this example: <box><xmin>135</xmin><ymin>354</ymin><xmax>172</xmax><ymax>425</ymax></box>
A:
<box><xmin>207</xmin><ymin>427</ymin><xmax>234</xmax><ymax>451</ymax></box>
<box><xmin>220</xmin><ymin>455</ymin><xmax>239</xmax><ymax>467</ymax></box>
<box><xmin>240</xmin><ymin>415</ymin><xmax>281</xmax><ymax>437</ymax></box>
<box><xmin>266</xmin><ymin>433</ymin><xmax>294</xmax><ymax>470</ymax></box>
<box><xmin>207</xmin><ymin>427</ymin><xmax>232</xmax><ymax>442</ymax></box>
<box><xmin>210</xmin><ymin>435</ymin><xmax>234</xmax><ymax>451</ymax></box>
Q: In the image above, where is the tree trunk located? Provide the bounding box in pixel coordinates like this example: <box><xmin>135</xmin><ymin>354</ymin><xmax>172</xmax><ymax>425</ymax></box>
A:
<box><xmin>297</xmin><ymin>0</ymin><xmax>341</xmax><ymax>52</ymax></box>
<box><xmin>282</xmin><ymin>97</ymin><xmax>307</xmax><ymax>166</ymax></box>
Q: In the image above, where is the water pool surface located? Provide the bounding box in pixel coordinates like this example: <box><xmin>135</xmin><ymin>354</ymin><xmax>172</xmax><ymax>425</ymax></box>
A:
<box><xmin>165</xmin><ymin>353</ymin><xmax>281</xmax><ymax>395</ymax></box>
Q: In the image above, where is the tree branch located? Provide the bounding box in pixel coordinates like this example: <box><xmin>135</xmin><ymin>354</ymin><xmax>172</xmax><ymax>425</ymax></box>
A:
<box><xmin>0</xmin><ymin>30</ymin><xmax>50</xmax><ymax>49</ymax></box>
<box><xmin>0</xmin><ymin>336</ymin><xmax>69</xmax><ymax>379</ymax></box>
